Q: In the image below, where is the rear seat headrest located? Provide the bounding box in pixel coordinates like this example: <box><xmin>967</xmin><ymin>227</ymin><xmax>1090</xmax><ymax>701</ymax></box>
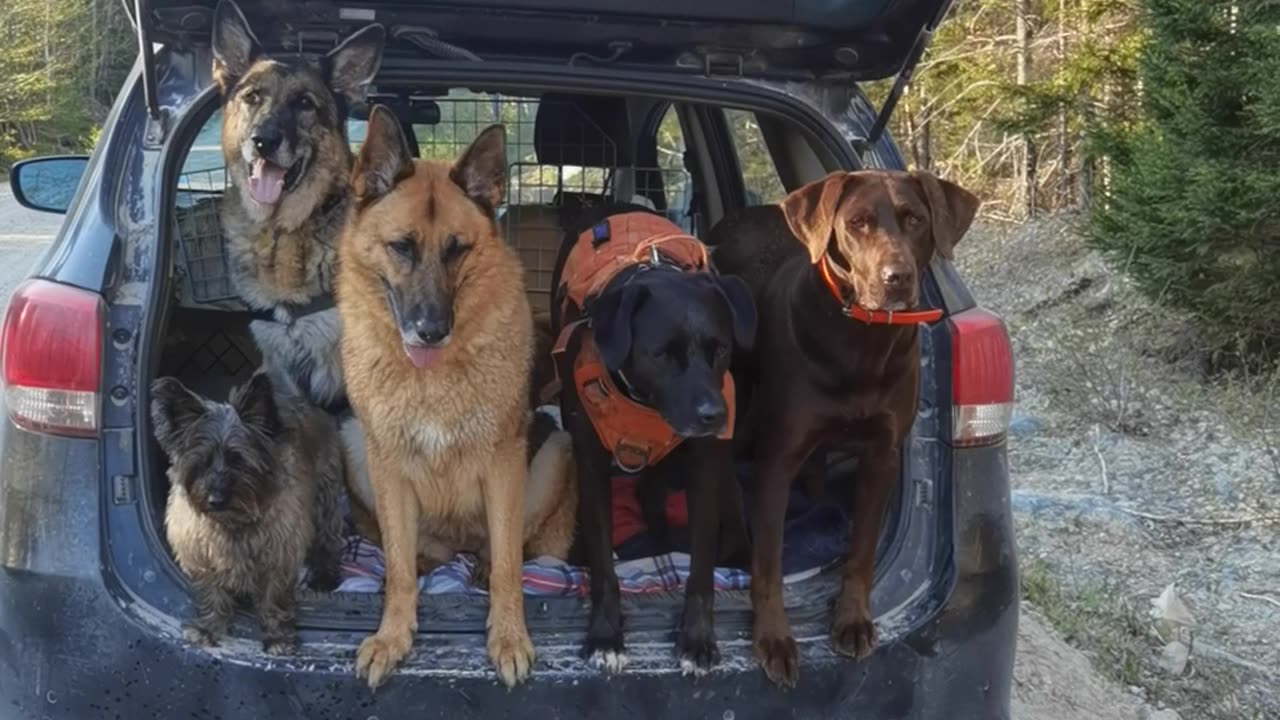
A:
<box><xmin>534</xmin><ymin>94</ymin><xmax>633</xmax><ymax>167</ymax></box>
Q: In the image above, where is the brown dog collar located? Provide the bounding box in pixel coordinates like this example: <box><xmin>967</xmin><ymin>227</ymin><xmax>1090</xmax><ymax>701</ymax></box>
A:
<box><xmin>818</xmin><ymin>254</ymin><xmax>943</xmax><ymax>325</ymax></box>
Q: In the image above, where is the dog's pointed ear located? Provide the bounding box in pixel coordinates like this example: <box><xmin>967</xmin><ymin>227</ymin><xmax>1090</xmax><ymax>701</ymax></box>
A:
<box><xmin>231</xmin><ymin>373</ymin><xmax>281</xmax><ymax>439</ymax></box>
<box><xmin>211</xmin><ymin>0</ymin><xmax>261</xmax><ymax>95</ymax></box>
<box><xmin>589</xmin><ymin>284</ymin><xmax>647</xmax><ymax>370</ymax></box>
<box><xmin>150</xmin><ymin>377</ymin><xmax>206</xmax><ymax>455</ymax></box>
<box><xmin>352</xmin><ymin>105</ymin><xmax>414</xmax><ymax>207</ymax></box>
<box><xmin>912</xmin><ymin>171</ymin><xmax>980</xmax><ymax>261</ymax></box>
<box><xmin>326</xmin><ymin>24</ymin><xmax>386</xmax><ymax>105</ymax></box>
<box><xmin>451</xmin><ymin>124</ymin><xmax>507</xmax><ymax>217</ymax></box>
<box><xmin>713</xmin><ymin>275</ymin><xmax>758</xmax><ymax>351</ymax></box>
<box><xmin>780</xmin><ymin>172</ymin><xmax>856</xmax><ymax>263</ymax></box>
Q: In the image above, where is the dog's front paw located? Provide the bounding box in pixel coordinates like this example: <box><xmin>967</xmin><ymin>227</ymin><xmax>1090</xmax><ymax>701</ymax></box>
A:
<box><xmin>582</xmin><ymin>632</ymin><xmax>628</xmax><ymax>674</ymax></box>
<box><xmin>182</xmin><ymin>623</ymin><xmax>220</xmax><ymax>647</ymax></box>
<box><xmin>264</xmin><ymin>635</ymin><xmax>299</xmax><ymax>656</ymax></box>
<box><xmin>677</xmin><ymin>631</ymin><xmax>720</xmax><ymax>678</ymax></box>
<box><xmin>355</xmin><ymin>630</ymin><xmax>413</xmax><ymax>690</ymax></box>
<box><xmin>487</xmin><ymin>626</ymin><xmax>534</xmax><ymax>688</ymax></box>
<box><xmin>830</xmin><ymin>613</ymin><xmax>877</xmax><ymax>659</ymax></box>
<box><xmin>753</xmin><ymin>633</ymin><xmax>799</xmax><ymax>688</ymax></box>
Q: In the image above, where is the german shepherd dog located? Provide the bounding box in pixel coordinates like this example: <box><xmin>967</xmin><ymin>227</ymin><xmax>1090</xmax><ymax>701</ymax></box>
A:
<box><xmin>338</xmin><ymin>106</ymin><xmax>576</xmax><ymax>689</ymax></box>
<box><xmin>212</xmin><ymin>0</ymin><xmax>384</xmax><ymax>411</ymax></box>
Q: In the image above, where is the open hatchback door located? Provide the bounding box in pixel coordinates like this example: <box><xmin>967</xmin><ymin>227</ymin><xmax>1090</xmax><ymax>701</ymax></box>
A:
<box><xmin>125</xmin><ymin>0</ymin><xmax>954</xmax><ymax>142</ymax></box>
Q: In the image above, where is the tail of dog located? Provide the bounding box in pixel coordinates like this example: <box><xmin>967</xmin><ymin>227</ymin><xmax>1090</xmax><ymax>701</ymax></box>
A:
<box><xmin>523</xmin><ymin>427</ymin><xmax>577</xmax><ymax>560</ymax></box>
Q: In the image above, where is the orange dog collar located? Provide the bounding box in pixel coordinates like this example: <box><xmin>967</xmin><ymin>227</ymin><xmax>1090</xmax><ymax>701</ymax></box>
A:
<box><xmin>818</xmin><ymin>254</ymin><xmax>943</xmax><ymax>325</ymax></box>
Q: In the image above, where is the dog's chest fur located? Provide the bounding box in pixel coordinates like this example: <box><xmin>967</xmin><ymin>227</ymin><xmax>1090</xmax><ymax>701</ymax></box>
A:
<box><xmin>340</xmin><ymin>263</ymin><xmax>533</xmax><ymax>526</ymax></box>
<box><xmin>222</xmin><ymin>191</ymin><xmax>347</xmax><ymax>309</ymax></box>
<box><xmin>164</xmin><ymin>468</ymin><xmax>314</xmax><ymax>595</ymax></box>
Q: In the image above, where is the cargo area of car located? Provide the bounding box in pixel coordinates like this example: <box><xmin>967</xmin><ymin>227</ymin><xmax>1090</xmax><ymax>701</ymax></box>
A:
<box><xmin>139</xmin><ymin>81</ymin><xmax>931</xmax><ymax>637</ymax></box>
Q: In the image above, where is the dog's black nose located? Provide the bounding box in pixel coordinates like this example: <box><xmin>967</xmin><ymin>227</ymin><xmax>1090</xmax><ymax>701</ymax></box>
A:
<box><xmin>695</xmin><ymin>398</ymin><xmax>727</xmax><ymax>429</ymax></box>
<box><xmin>206</xmin><ymin>489</ymin><xmax>229</xmax><ymax>510</ymax></box>
<box><xmin>411</xmin><ymin>317</ymin><xmax>451</xmax><ymax>346</ymax></box>
<box><xmin>252</xmin><ymin>129</ymin><xmax>283</xmax><ymax>156</ymax></box>
<box><xmin>881</xmin><ymin>264</ymin><xmax>915</xmax><ymax>288</ymax></box>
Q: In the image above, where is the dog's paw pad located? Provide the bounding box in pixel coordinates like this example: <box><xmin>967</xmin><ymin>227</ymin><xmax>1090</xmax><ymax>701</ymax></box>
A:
<box><xmin>182</xmin><ymin>624</ymin><xmax>219</xmax><ymax>647</ymax></box>
<box><xmin>487</xmin><ymin>630</ymin><xmax>535</xmax><ymax>687</ymax></box>
<box><xmin>677</xmin><ymin>639</ymin><xmax>719</xmax><ymax>677</ymax></box>
<box><xmin>264</xmin><ymin>637</ymin><xmax>299</xmax><ymax>656</ymax></box>
<box><xmin>588</xmin><ymin>649</ymin><xmax>629</xmax><ymax>674</ymax></box>
<box><xmin>831</xmin><ymin>616</ymin><xmax>878</xmax><ymax>659</ymax></box>
<box><xmin>356</xmin><ymin>632</ymin><xmax>411</xmax><ymax>690</ymax></box>
<box><xmin>753</xmin><ymin>634</ymin><xmax>799</xmax><ymax>688</ymax></box>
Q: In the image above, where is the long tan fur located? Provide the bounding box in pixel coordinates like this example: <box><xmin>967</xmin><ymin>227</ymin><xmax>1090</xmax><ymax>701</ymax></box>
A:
<box><xmin>338</xmin><ymin>107</ymin><xmax>573</xmax><ymax>689</ymax></box>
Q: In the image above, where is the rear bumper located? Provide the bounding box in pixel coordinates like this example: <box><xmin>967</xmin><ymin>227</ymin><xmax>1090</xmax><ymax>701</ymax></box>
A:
<box><xmin>0</xmin><ymin>434</ymin><xmax>1014</xmax><ymax>719</ymax></box>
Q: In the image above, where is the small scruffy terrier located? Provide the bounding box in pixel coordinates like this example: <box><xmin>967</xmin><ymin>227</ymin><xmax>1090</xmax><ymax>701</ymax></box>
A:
<box><xmin>151</xmin><ymin>372</ymin><xmax>344</xmax><ymax>654</ymax></box>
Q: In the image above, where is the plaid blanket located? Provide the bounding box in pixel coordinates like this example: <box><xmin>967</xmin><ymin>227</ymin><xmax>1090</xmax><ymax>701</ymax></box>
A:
<box><xmin>332</xmin><ymin>533</ymin><xmax>833</xmax><ymax>596</ymax></box>
<box><xmin>324</xmin><ymin>406</ymin><xmax>847</xmax><ymax>596</ymax></box>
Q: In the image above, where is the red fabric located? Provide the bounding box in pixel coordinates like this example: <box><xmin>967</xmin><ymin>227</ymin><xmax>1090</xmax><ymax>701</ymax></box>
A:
<box><xmin>610</xmin><ymin>475</ymin><xmax>689</xmax><ymax>549</ymax></box>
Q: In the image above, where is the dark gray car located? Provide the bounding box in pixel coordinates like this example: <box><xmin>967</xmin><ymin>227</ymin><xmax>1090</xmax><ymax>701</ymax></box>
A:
<box><xmin>0</xmin><ymin>1</ymin><xmax>1017</xmax><ymax>717</ymax></box>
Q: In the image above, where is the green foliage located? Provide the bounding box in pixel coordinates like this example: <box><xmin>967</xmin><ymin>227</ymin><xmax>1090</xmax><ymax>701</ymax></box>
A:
<box><xmin>0</xmin><ymin>0</ymin><xmax>135</xmax><ymax>171</ymax></box>
<box><xmin>1089</xmin><ymin>0</ymin><xmax>1280</xmax><ymax>360</ymax></box>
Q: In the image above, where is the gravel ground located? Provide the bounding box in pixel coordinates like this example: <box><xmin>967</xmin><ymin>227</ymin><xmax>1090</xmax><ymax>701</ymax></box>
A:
<box><xmin>0</xmin><ymin>183</ymin><xmax>60</xmax><ymax>315</ymax></box>
<box><xmin>0</xmin><ymin>185</ymin><xmax>1234</xmax><ymax>719</ymax></box>
<box><xmin>958</xmin><ymin>215</ymin><xmax>1280</xmax><ymax>719</ymax></box>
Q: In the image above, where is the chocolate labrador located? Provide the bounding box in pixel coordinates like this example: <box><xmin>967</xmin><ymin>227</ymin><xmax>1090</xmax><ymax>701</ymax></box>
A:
<box><xmin>709</xmin><ymin>170</ymin><xmax>979</xmax><ymax>687</ymax></box>
<box><xmin>552</xmin><ymin>206</ymin><xmax>755</xmax><ymax>675</ymax></box>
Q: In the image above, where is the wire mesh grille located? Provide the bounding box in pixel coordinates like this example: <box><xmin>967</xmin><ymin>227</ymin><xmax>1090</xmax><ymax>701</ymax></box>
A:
<box><xmin>169</xmin><ymin>93</ymin><xmax>695</xmax><ymax>310</ymax></box>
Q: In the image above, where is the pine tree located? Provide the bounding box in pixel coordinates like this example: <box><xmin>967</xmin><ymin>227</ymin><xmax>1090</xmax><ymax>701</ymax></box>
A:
<box><xmin>1089</xmin><ymin>0</ymin><xmax>1280</xmax><ymax>360</ymax></box>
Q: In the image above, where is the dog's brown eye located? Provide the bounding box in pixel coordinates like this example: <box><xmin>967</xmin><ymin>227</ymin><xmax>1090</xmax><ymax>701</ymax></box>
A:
<box><xmin>848</xmin><ymin>216</ymin><xmax>872</xmax><ymax>232</ymax></box>
<box><xmin>903</xmin><ymin>213</ymin><xmax>923</xmax><ymax>229</ymax></box>
<box><xmin>387</xmin><ymin>237</ymin><xmax>417</xmax><ymax>263</ymax></box>
<box><xmin>243</xmin><ymin>89</ymin><xmax>262</xmax><ymax>106</ymax></box>
<box><xmin>441</xmin><ymin>234</ymin><xmax>470</xmax><ymax>265</ymax></box>
<box><xmin>296</xmin><ymin>95</ymin><xmax>316</xmax><ymax>111</ymax></box>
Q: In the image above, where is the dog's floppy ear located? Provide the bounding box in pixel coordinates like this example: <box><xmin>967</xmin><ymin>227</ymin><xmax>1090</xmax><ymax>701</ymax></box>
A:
<box><xmin>150</xmin><ymin>377</ymin><xmax>206</xmax><ymax>455</ymax></box>
<box><xmin>352</xmin><ymin>105</ymin><xmax>414</xmax><ymax>207</ymax></box>
<box><xmin>325</xmin><ymin>24</ymin><xmax>386</xmax><ymax>105</ymax></box>
<box><xmin>211</xmin><ymin>0</ymin><xmax>261</xmax><ymax>95</ymax></box>
<box><xmin>911</xmin><ymin>171</ymin><xmax>980</xmax><ymax>261</ymax></box>
<box><xmin>451</xmin><ymin>124</ymin><xmax>507</xmax><ymax>217</ymax></box>
<box><xmin>589</xmin><ymin>284</ymin><xmax>647</xmax><ymax>370</ymax></box>
<box><xmin>713</xmin><ymin>275</ymin><xmax>757</xmax><ymax>351</ymax></box>
<box><xmin>230</xmin><ymin>373</ymin><xmax>281</xmax><ymax>439</ymax></box>
<box><xmin>780</xmin><ymin>172</ymin><xmax>857</xmax><ymax>263</ymax></box>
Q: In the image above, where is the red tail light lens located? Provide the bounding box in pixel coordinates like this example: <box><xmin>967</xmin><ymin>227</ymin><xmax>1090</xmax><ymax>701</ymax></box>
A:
<box><xmin>949</xmin><ymin>307</ymin><xmax>1014</xmax><ymax>447</ymax></box>
<box><xmin>1</xmin><ymin>279</ymin><xmax>104</xmax><ymax>437</ymax></box>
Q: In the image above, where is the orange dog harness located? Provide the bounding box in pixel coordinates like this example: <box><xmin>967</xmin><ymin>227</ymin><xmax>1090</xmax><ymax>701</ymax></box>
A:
<box><xmin>553</xmin><ymin>212</ymin><xmax>736</xmax><ymax>472</ymax></box>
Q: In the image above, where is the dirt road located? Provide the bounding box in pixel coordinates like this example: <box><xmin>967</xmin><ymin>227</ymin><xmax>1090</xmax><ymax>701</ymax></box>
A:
<box><xmin>0</xmin><ymin>187</ymin><xmax>1166</xmax><ymax>719</ymax></box>
<box><xmin>0</xmin><ymin>183</ymin><xmax>61</xmax><ymax>316</ymax></box>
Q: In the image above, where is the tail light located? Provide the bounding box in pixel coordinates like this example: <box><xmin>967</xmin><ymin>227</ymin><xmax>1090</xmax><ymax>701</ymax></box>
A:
<box><xmin>1</xmin><ymin>279</ymin><xmax>105</xmax><ymax>438</ymax></box>
<box><xmin>949</xmin><ymin>307</ymin><xmax>1014</xmax><ymax>447</ymax></box>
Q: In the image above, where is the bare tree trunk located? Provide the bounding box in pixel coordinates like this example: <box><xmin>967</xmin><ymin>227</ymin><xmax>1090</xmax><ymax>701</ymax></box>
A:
<box><xmin>902</xmin><ymin>89</ymin><xmax>921</xmax><ymax>169</ymax></box>
<box><xmin>1056</xmin><ymin>0</ymin><xmax>1071</xmax><ymax>210</ymax></box>
<box><xmin>916</xmin><ymin>84</ymin><xmax>933</xmax><ymax>172</ymax></box>
<box><xmin>1016</xmin><ymin>0</ymin><xmax>1037</xmax><ymax>219</ymax></box>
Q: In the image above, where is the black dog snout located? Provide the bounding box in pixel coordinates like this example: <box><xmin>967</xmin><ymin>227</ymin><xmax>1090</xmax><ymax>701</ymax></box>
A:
<box><xmin>406</xmin><ymin>304</ymin><xmax>452</xmax><ymax>346</ymax></box>
<box><xmin>694</xmin><ymin>395</ymin><xmax>727</xmax><ymax>430</ymax></box>
<box><xmin>206</xmin><ymin>488</ymin><xmax>229</xmax><ymax>510</ymax></box>
<box><xmin>251</xmin><ymin>127</ymin><xmax>284</xmax><ymax>156</ymax></box>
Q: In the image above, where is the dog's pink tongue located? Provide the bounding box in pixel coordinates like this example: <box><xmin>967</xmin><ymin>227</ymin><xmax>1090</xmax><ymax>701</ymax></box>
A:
<box><xmin>404</xmin><ymin>343</ymin><xmax>442</xmax><ymax>369</ymax></box>
<box><xmin>248</xmin><ymin>159</ymin><xmax>285</xmax><ymax>206</ymax></box>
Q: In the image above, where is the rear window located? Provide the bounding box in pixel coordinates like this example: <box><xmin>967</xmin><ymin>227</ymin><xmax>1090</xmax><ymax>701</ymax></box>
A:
<box><xmin>725</xmin><ymin>108</ymin><xmax>786</xmax><ymax>205</ymax></box>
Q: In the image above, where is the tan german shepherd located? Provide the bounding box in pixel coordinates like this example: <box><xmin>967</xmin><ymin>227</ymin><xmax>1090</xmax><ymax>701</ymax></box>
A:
<box><xmin>337</xmin><ymin>106</ymin><xmax>575</xmax><ymax>689</ymax></box>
